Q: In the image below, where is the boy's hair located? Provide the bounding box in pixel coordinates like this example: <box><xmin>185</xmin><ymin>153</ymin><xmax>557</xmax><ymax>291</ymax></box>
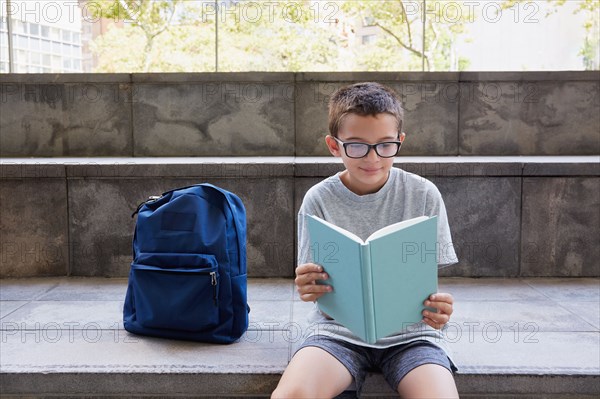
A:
<box><xmin>328</xmin><ymin>82</ymin><xmax>404</xmax><ymax>138</ymax></box>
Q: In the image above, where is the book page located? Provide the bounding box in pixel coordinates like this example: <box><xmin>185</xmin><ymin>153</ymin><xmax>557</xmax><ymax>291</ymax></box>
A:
<box><xmin>307</xmin><ymin>215</ymin><xmax>369</xmax><ymax>341</ymax></box>
<box><xmin>366</xmin><ymin>216</ymin><xmax>429</xmax><ymax>243</ymax></box>
<box><xmin>308</xmin><ymin>215</ymin><xmax>363</xmax><ymax>244</ymax></box>
<box><xmin>369</xmin><ymin>216</ymin><xmax>438</xmax><ymax>339</ymax></box>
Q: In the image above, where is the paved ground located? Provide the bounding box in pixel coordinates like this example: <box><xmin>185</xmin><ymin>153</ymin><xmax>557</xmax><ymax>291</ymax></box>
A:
<box><xmin>1</xmin><ymin>277</ymin><xmax>599</xmax><ymax>397</ymax></box>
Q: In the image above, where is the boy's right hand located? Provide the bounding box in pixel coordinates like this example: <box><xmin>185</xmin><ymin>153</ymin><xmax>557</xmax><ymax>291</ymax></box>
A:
<box><xmin>295</xmin><ymin>263</ymin><xmax>332</xmax><ymax>302</ymax></box>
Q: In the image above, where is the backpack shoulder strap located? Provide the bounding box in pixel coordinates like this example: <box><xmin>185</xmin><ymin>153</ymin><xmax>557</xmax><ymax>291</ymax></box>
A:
<box><xmin>200</xmin><ymin>184</ymin><xmax>247</xmax><ymax>270</ymax></box>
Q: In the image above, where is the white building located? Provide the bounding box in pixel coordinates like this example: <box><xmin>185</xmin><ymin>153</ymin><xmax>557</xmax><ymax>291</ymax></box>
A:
<box><xmin>0</xmin><ymin>0</ymin><xmax>84</xmax><ymax>73</ymax></box>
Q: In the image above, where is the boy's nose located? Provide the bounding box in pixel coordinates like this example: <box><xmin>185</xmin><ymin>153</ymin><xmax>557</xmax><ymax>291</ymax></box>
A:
<box><xmin>365</xmin><ymin>146</ymin><xmax>380</xmax><ymax>161</ymax></box>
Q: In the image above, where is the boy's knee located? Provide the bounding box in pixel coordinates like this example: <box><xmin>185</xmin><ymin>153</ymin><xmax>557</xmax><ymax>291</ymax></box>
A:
<box><xmin>270</xmin><ymin>387</ymin><xmax>287</xmax><ymax>399</ymax></box>
<box><xmin>271</xmin><ymin>383</ymin><xmax>315</xmax><ymax>399</ymax></box>
<box><xmin>270</xmin><ymin>388</ymin><xmax>281</xmax><ymax>399</ymax></box>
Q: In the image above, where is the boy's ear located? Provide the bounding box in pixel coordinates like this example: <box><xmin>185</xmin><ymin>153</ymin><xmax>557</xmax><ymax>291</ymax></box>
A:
<box><xmin>325</xmin><ymin>135</ymin><xmax>342</xmax><ymax>157</ymax></box>
<box><xmin>399</xmin><ymin>132</ymin><xmax>406</xmax><ymax>143</ymax></box>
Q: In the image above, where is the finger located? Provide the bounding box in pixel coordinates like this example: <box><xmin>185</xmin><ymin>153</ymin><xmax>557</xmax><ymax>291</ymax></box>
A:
<box><xmin>422</xmin><ymin>316</ymin><xmax>444</xmax><ymax>330</ymax></box>
<box><xmin>422</xmin><ymin>314</ymin><xmax>447</xmax><ymax>330</ymax></box>
<box><xmin>300</xmin><ymin>291</ymin><xmax>328</xmax><ymax>302</ymax></box>
<box><xmin>298</xmin><ymin>284</ymin><xmax>332</xmax><ymax>302</ymax></box>
<box><xmin>295</xmin><ymin>263</ymin><xmax>323</xmax><ymax>277</ymax></box>
<box><xmin>422</xmin><ymin>309</ymin><xmax>450</xmax><ymax>325</ymax></box>
<box><xmin>428</xmin><ymin>293</ymin><xmax>453</xmax><ymax>304</ymax></box>
<box><xmin>297</xmin><ymin>282</ymin><xmax>332</xmax><ymax>295</ymax></box>
<box><xmin>294</xmin><ymin>271</ymin><xmax>329</xmax><ymax>286</ymax></box>
<box><xmin>424</xmin><ymin>300</ymin><xmax>453</xmax><ymax>316</ymax></box>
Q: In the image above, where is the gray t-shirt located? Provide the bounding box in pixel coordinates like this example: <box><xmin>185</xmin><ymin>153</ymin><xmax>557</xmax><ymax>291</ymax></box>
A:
<box><xmin>297</xmin><ymin>167</ymin><xmax>458</xmax><ymax>350</ymax></box>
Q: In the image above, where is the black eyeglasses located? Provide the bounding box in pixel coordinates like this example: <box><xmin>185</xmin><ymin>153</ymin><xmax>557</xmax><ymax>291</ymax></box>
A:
<box><xmin>332</xmin><ymin>136</ymin><xmax>402</xmax><ymax>159</ymax></box>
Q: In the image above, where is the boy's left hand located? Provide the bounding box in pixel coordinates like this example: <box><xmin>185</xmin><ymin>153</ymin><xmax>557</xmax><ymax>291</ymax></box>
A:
<box><xmin>422</xmin><ymin>293</ymin><xmax>454</xmax><ymax>330</ymax></box>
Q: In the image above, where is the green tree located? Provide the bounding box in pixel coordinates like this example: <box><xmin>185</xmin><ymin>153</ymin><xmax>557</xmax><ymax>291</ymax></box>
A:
<box><xmin>555</xmin><ymin>0</ymin><xmax>599</xmax><ymax>70</ymax></box>
<box><xmin>339</xmin><ymin>0</ymin><xmax>474</xmax><ymax>71</ymax></box>
<box><xmin>90</xmin><ymin>0</ymin><xmax>342</xmax><ymax>72</ymax></box>
<box><xmin>90</xmin><ymin>0</ymin><xmax>183</xmax><ymax>72</ymax></box>
<box><xmin>208</xmin><ymin>1</ymin><xmax>342</xmax><ymax>71</ymax></box>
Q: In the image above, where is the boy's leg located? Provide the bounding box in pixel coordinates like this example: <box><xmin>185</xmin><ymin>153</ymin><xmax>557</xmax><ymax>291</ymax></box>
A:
<box><xmin>271</xmin><ymin>346</ymin><xmax>353</xmax><ymax>399</ymax></box>
<box><xmin>396</xmin><ymin>363</ymin><xmax>459</xmax><ymax>399</ymax></box>
<box><xmin>381</xmin><ymin>341</ymin><xmax>458</xmax><ymax>399</ymax></box>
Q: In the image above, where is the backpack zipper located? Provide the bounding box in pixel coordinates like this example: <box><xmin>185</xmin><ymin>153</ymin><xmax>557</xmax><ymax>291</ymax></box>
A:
<box><xmin>131</xmin><ymin>195</ymin><xmax>162</xmax><ymax>218</ymax></box>
<box><xmin>210</xmin><ymin>271</ymin><xmax>218</xmax><ymax>306</ymax></box>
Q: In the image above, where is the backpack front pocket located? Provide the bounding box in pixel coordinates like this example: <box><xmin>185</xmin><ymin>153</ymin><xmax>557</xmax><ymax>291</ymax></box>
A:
<box><xmin>131</xmin><ymin>259</ymin><xmax>219</xmax><ymax>332</ymax></box>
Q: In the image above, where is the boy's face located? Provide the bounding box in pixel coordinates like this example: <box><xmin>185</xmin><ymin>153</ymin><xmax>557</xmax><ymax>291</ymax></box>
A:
<box><xmin>325</xmin><ymin>113</ymin><xmax>405</xmax><ymax>196</ymax></box>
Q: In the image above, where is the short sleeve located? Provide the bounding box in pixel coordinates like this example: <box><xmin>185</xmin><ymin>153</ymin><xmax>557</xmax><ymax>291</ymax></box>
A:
<box><xmin>425</xmin><ymin>185</ymin><xmax>459</xmax><ymax>267</ymax></box>
<box><xmin>297</xmin><ymin>208</ymin><xmax>312</xmax><ymax>266</ymax></box>
<box><xmin>297</xmin><ymin>189</ymin><xmax>322</xmax><ymax>266</ymax></box>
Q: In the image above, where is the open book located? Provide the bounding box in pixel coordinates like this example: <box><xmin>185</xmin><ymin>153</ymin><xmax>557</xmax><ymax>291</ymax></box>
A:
<box><xmin>306</xmin><ymin>215</ymin><xmax>438</xmax><ymax>344</ymax></box>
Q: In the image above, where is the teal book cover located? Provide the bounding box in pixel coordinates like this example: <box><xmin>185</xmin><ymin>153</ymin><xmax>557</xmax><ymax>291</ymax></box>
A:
<box><xmin>306</xmin><ymin>215</ymin><xmax>438</xmax><ymax>344</ymax></box>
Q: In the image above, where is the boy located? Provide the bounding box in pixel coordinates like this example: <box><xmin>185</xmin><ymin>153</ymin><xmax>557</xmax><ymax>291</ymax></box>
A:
<box><xmin>272</xmin><ymin>82</ymin><xmax>459</xmax><ymax>399</ymax></box>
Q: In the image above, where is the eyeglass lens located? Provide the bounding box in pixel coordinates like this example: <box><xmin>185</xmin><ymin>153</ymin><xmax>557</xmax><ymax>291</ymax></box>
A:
<box><xmin>346</xmin><ymin>142</ymin><xmax>399</xmax><ymax>158</ymax></box>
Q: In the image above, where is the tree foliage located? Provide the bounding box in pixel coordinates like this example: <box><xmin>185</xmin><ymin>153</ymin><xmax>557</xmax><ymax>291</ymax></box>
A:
<box><xmin>90</xmin><ymin>0</ymin><xmax>183</xmax><ymax>72</ymax></box>
<box><xmin>339</xmin><ymin>0</ymin><xmax>473</xmax><ymax>71</ymax></box>
<box><xmin>88</xmin><ymin>0</ymin><xmax>596</xmax><ymax>72</ymax></box>
<box><xmin>91</xmin><ymin>0</ymin><xmax>342</xmax><ymax>72</ymax></box>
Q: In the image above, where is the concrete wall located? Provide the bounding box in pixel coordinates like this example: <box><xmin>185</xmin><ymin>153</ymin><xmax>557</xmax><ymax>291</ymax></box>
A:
<box><xmin>1</xmin><ymin>72</ymin><xmax>599</xmax><ymax>157</ymax></box>
<box><xmin>1</xmin><ymin>159</ymin><xmax>598</xmax><ymax>278</ymax></box>
<box><xmin>1</xmin><ymin>72</ymin><xmax>598</xmax><ymax>278</ymax></box>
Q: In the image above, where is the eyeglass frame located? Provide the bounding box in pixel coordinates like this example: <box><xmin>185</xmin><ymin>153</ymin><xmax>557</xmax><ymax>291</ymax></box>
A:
<box><xmin>330</xmin><ymin>135</ymin><xmax>403</xmax><ymax>159</ymax></box>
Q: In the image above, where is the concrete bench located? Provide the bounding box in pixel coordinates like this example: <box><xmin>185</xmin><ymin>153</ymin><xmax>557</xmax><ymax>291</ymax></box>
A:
<box><xmin>1</xmin><ymin>276</ymin><xmax>599</xmax><ymax>398</ymax></box>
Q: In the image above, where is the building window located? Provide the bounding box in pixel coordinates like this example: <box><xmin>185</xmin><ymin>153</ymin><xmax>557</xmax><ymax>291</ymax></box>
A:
<box><xmin>362</xmin><ymin>34</ymin><xmax>377</xmax><ymax>45</ymax></box>
<box><xmin>363</xmin><ymin>16</ymin><xmax>376</xmax><ymax>27</ymax></box>
<box><xmin>15</xmin><ymin>20</ymin><xmax>27</xmax><ymax>34</ymax></box>
<box><xmin>16</xmin><ymin>49</ymin><xmax>28</xmax><ymax>63</ymax></box>
<box><xmin>52</xmin><ymin>55</ymin><xmax>61</xmax><ymax>68</ymax></box>
<box><xmin>29</xmin><ymin>23</ymin><xmax>39</xmax><ymax>36</ymax></box>
<box><xmin>41</xmin><ymin>39</ymin><xmax>52</xmax><ymax>53</ymax></box>
<box><xmin>15</xmin><ymin>35</ymin><xmax>28</xmax><ymax>48</ymax></box>
<box><xmin>52</xmin><ymin>41</ymin><xmax>61</xmax><ymax>54</ymax></box>
<box><xmin>30</xmin><ymin>52</ymin><xmax>40</xmax><ymax>65</ymax></box>
<box><xmin>30</xmin><ymin>37</ymin><xmax>40</xmax><ymax>50</ymax></box>
<box><xmin>50</xmin><ymin>27</ymin><xmax>60</xmax><ymax>41</ymax></box>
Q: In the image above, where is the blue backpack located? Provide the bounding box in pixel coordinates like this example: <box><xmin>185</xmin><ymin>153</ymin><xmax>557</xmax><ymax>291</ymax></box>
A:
<box><xmin>123</xmin><ymin>184</ymin><xmax>249</xmax><ymax>344</ymax></box>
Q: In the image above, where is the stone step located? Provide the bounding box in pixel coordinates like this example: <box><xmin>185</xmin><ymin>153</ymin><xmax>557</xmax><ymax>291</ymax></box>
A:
<box><xmin>0</xmin><ymin>156</ymin><xmax>598</xmax><ymax>278</ymax></box>
<box><xmin>1</xmin><ymin>277</ymin><xmax>599</xmax><ymax>398</ymax></box>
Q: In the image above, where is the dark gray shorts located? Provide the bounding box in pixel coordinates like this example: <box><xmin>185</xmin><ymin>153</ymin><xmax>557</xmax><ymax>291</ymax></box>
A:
<box><xmin>296</xmin><ymin>335</ymin><xmax>457</xmax><ymax>395</ymax></box>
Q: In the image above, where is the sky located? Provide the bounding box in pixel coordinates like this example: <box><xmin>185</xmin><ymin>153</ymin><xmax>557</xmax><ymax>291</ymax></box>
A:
<box><xmin>454</xmin><ymin>0</ymin><xmax>594</xmax><ymax>70</ymax></box>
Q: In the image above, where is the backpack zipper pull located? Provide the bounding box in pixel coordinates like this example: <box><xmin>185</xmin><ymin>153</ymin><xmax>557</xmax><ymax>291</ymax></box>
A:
<box><xmin>131</xmin><ymin>195</ymin><xmax>162</xmax><ymax>218</ymax></box>
<box><xmin>210</xmin><ymin>271</ymin><xmax>218</xmax><ymax>306</ymax></box>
